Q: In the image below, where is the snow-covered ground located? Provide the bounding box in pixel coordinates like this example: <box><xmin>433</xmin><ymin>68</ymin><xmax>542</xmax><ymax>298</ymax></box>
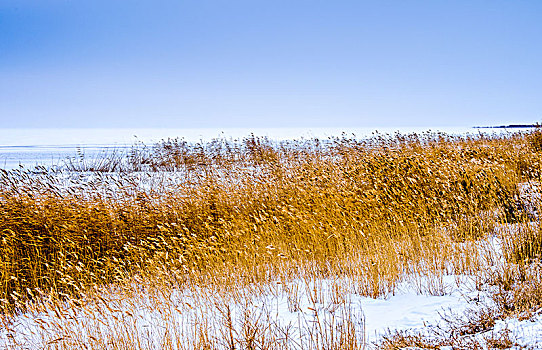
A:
<box><xmin>1</xmin><ymin>184</ymin><xmax>541</xmax><ymax>348</ymax></box>
<box><xmin>2</xmin><ymin>272</ymin><xmax>541</xmax><ymax>349</ymax></box>
<box><xmin>2</xmin><ymin>131</ymin><xmax>541</xmax><ymax>349</ymax></box>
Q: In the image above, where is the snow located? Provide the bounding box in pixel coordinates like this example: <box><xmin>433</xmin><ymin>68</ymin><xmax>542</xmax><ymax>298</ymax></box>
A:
<box><xmin>2</xmin><ymin>270</ymin><xmax>542</xmax><ymax>349</ymax></box>
<box><xmin>0</xmin><ymin>275</ymin><xmax>493</xmax><ymax>348</ymax></box>
<box><xmin>492</xmin><ymin>314</ymin><xmax>542</xmax><ymax>345</ymax></box>
<box><xmin>2</xmin><ymin>134</ymin><xmax>542</xmax><ymax>348</ymax></box>
<box><xmin>361</xmin><ymin>287</ymin><xmax>470</xmax><ymax>337</ymax></box>
<box><xmin>1</xmin><ymin>229</ymin><xmax>542</xmax><ymax>349</ymax></box>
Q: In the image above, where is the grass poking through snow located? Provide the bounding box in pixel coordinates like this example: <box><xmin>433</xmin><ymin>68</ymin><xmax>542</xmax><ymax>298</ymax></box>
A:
<box><xmin>1</xmin><ymin>130</ymin><xmax>542</xmax><ymax>348</ymax></box>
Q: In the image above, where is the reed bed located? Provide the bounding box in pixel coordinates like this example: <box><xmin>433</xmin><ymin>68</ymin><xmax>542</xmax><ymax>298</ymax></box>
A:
<box><xmin>1</xmin><ymin>130</ymin><xmax>542</xmax><ymax>348</ymax></box>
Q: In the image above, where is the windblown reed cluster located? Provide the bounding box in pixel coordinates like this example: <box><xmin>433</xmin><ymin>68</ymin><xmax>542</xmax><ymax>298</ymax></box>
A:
<box><xmin>0</xmin><ymin>131</ymin><xmax>540</xmax><ymax>316</ymax></box>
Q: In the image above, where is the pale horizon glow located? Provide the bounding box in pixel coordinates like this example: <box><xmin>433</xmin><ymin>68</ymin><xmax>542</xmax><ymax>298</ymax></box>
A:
<box><xmin>0</xmin><ymin>126</ymin><xmax>530</xmax><ymax>148</ymax></box>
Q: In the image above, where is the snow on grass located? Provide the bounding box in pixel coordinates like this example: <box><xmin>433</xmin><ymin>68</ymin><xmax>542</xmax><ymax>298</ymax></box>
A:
<box><xmin>0</xmin><ymin>274</ymin><xmax>487</xmax><ymax>349</ymax></box>
<box><xmin>2</xmin><ymin>247</ymin><xmax>542</xmax><ymax>348</ymax></box>
<box><xmin>491</xmin><ymin>313</ymin><xmax>542</xmax><ymax>346</ymax></box>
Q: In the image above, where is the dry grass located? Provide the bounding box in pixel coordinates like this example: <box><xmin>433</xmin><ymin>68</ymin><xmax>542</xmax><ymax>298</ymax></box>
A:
<box><xmin>1</xmin><ymin>130</ymin><xmax>542</xmax><ymax>348</ymax></box>
<box><xmin>379</xmin><ymin>328</ymin><xmax>522</xmax><ymax>350</ymax></box>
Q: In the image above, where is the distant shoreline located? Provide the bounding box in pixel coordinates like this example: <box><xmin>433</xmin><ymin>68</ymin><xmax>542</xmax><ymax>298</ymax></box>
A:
<box><xmin>474</xmin><ymin>124</ymin><xmax>540</xmax><ymax>129</ymax></box>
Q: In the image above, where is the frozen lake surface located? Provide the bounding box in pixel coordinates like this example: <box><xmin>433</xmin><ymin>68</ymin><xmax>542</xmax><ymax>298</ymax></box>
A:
<box><xmin>0</xmin><ymin>127</ymin><xmax>527</xmax><ymax>170</ymax></box>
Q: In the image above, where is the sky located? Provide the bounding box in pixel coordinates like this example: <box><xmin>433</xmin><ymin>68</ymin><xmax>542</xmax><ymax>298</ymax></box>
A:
<box><xmin>1</xmin><ymin>0</ymin><xmax>541</xmax><ymax>129</ymax></box>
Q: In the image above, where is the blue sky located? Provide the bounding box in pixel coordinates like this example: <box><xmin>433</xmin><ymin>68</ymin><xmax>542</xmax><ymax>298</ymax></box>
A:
<box><xmin>1</xmin><ymin>0</ymin><xmax>541</xmax><ymax>128</ymax></box>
